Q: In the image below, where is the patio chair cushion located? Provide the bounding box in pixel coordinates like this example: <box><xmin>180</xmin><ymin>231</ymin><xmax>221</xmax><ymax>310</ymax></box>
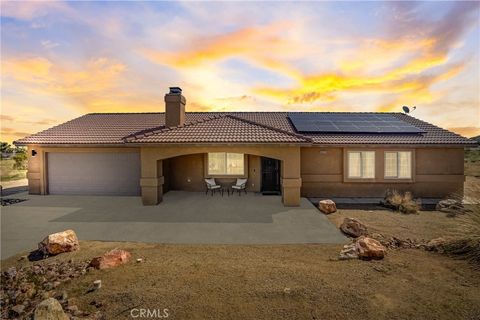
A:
<box><xmin>232</xmin><ymin>178</ymin><xmax>247</xmax><ymax>189</ymax></box>
<box><xmin>236</xmin><ymin>178</ymin><xmax>247</xmax><ymax>186</ymax></box>
<box><xmin>205</xmin><ymin>178</ymin><xmax>221</xmax><ymax>189</ymax></box>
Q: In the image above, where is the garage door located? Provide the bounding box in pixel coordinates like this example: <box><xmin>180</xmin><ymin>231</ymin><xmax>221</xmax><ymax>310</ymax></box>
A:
<box><xmin>47</xmin><ymin>152</ymin><xmax>141</xmax><ymax>196</ymax></box>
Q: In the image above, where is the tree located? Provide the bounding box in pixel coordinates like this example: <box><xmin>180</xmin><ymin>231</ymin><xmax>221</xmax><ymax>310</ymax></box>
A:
<box><xmin>0</xmin><ymin>142</ymin><xmax>14</xmax><ymax>154</ymax></box>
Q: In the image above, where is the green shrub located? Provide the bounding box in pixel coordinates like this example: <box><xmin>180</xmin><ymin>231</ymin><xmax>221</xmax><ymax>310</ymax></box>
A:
<box><xmin>12</xmin><ymin>152</ymin><xmax>27</xmax><ymax>170</ymax></box>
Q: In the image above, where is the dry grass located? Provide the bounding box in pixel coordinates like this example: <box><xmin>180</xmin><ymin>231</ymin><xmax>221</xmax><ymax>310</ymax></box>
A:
<box><xmin>443</xmin><ymin>184</ymin><xmax>480</xmax><ymax>266</ymax></box>
<box><xmin>328</xmin><ymin>209</ymin><xmax>454</xmax><ymax>242</ymax></box>
<box><xmin>383</xmin><ymin>190</ymin><xmax>419</xmax><ymax>214</ymax></box>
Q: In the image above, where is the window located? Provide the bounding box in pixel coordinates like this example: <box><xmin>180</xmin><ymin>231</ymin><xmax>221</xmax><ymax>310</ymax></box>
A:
<box><xmin>347</xmin><ymin>151</ymin><xmax>375</xmax><ymax>179</ymax></box>
<box><xmin>385</xmin><ymin>151</ymin><xmax>412</xmax><ymax>179</ymax></box>
<box><xmin>208</xmin><ymin>153</ymin><xmax>244</xmax><ymax>175</ymax></box>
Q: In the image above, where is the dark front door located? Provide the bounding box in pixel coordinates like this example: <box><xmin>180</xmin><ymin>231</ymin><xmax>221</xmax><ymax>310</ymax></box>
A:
<box><xmin>261</xmin><ymin>157</ymin><xmax>281</xmax><ymax>194</ymax></box>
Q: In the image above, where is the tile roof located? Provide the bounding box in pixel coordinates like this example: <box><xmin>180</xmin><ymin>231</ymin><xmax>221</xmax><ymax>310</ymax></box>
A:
<box><xmin>14</xmin><ymin>112</ymin><xmax>476</xmax><ymax>146</ymax></box>
<box><xmin>123</xmin><ymin>115</ymin><xmax>310</xmax><ymax>144</ymax></box>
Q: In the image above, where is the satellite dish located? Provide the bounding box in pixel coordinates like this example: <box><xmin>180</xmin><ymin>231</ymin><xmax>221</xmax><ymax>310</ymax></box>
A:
<box><xmin>402</xmin><ymin>106</ymin><xmax>416</xmax><ymax>114</ymax></box>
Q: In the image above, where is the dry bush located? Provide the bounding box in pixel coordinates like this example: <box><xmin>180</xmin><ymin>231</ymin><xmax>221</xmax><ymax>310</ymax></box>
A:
<box><xmin>442</xmin><ymin>185</ymin><xmax>480</xmax><ymax>267</ymax></box>
<box><xmin>383</xmin><ymin>189</ymin><xmax>419</xmax><ymax>214</ymax></box>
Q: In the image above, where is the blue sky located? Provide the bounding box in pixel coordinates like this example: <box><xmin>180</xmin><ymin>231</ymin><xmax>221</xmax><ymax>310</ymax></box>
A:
<box><xmin>1</xmin><ymin>1</ymin><xmax>479</xmax><ymax>142</ymax></box>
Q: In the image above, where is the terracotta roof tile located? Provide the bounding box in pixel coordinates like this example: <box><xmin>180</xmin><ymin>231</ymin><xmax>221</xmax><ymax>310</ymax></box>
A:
<box><xmin>123</xmin><ymin>115</ymin><xmax>310</xmax><ymax>144</ymax></box>
<box><xmin>13</xmin><ymin>112</ymin><xmax>476</xmax><ymax>146</ymax></box>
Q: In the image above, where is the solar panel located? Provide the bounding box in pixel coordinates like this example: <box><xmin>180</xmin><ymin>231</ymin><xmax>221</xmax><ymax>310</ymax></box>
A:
<box><xmin>287</xmin><ymin>113</ymin><xmax>426</xmax><ymax>134</ymax></box>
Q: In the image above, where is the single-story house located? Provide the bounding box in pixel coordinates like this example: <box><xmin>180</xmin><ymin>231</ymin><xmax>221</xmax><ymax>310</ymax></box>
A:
<box><xmin>14</xmin><ymin>87</ymin><xmax>477</xmax><ymax>206</ymax></box>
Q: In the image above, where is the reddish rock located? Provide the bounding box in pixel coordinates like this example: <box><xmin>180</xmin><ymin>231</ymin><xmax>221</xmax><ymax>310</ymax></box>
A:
<box><xmin>355</xmin><ymin>236</ymin><xmax>387</xmax><ymax>260</ymax></box>
<box><xmin>38</xmin><ymin>230</ymin><xmax>79</xmax><ymax>255</ymax></box>
<box><xmin>340</xmin><ymin>218</ymin><xmax>368</xmax><ymax>237</ymax></box>
<box><xmin>89</xmin><ymin>249</ymin><xmax>131</xmax><ymax>270</ymax></box>
<box><xmin>318</xmin><ymin>199</ymin><xmax>337</xmax><ymax>214</ymax></box>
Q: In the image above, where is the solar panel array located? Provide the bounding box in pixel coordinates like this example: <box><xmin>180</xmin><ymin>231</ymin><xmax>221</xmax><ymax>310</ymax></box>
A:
<box><xmin>287</xmin><ymin>113</ymin><xmax>426</xmax><ymax>134</ymax></box>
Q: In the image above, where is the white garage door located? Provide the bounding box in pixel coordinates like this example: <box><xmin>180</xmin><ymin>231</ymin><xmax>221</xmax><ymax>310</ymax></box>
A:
<box><xmin>47</xmin><ymin>152</ymin><xmax>141</xmax><ymax>196</ymax></box>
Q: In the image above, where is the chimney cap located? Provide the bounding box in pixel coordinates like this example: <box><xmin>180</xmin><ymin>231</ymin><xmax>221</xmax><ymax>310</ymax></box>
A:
<box><xmin>169</xmin><ymin>87</ymin><xmax>182</xmax><ymax>94</ymax></box>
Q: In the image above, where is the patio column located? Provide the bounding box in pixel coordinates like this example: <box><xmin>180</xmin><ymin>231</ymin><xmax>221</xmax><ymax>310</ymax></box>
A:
<box><xmin>140</xmin><ymin>149</ymin><xmax>164</xmax><ymax>205</ymax></box>
<box><xmin>281</xmin><ymin>149</ymin><xmax>301</xmax><ymax>206</ymax></box>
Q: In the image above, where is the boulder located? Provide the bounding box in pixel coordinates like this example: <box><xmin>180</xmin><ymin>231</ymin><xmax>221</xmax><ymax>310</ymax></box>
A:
<box><xmin>338</xmin><ymin>243</ymin><xmax>358</xmax><ymax>260</ymax></box>
<box><xmin>89</xmin><ymin>249</ymin><xmax>131</xmax><ymax>269</ymax></box>
<box><xmin>34</xmin><ymin>298</ymin><xmax>69</xmax><ymax>320</ymax></box>
<box><xmin>355</xmin><ymin>236</ymin><xmax>386</xmax><ymax>260</ymax></box>
<box><xmin>318</xmin><ymin>199</ymin><xmax>337</xmax><ymax>214</ymax></box>
<box><xmin>38</xmin><ymin>230</ymin><xmax>79</xmax><ymax>255</ymax></box>
<box><xmin>436</xmin><ymin>199</ymin><xmax>464</xmax><ymax>213</ymax></box>
<box><xmin>340</xmin><ymin>218</ymin><xmax>368</xmax><ymax>237</ymax></box>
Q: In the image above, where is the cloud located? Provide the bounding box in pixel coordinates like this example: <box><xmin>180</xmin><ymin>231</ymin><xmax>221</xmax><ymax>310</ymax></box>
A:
<box><xmin>0</xmin><ymin>1</ymin><xmax>69</xmax><ymax>20</ymax></box>
<box><xmin>0</xmin><ymin>115</ymin><xmax>15</xmax><ymax>122</ymax></box>
<box><xmin>2</xmin><ymin>57</ymin><xmax>125</xmax><ymax>94</ymax></box>
<box><xmin>2</xmin><ymin>56</ymin><xmax>127</xmax><ymax>111</ymax></box>
<box><xmin>252</xmin><ymin>2</ymin><xmax>479</xmax><ymax>109</ymax></box>
<box><xmin>141</xmin><ymin>22</ymin><xmax>302</xmax><ymax>79</ymax></box>
<box><xmin>0</xmin><ymin>127</ymin><xmax>31</xmax><ymax>139</ymax></box>
<box><xmin>41</xmin><ymin>40</ymin><xmax>60</xmax><ymax>49</ymax></box>
<box><xmin>448</xmin><ymin>127</ymin><xmax>480</xmax><ymax>138</ymax></box>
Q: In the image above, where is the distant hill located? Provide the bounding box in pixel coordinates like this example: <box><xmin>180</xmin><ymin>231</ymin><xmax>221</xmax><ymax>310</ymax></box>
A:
<box><xmin>471</xmin><ymin>135</ymin><xmax>480</xmax><ymax>143</ymax></box>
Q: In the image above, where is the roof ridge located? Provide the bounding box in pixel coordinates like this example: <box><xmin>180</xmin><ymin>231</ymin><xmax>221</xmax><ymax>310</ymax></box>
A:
<box><xmin>123</xmin><ymin>114</ymin><xmax>227</xmax><ymax>142</ymax></box>
<box><xmin>225</xmin><ymin>115</ymin><xmax>312</xmax><ymax>142</ymax></box>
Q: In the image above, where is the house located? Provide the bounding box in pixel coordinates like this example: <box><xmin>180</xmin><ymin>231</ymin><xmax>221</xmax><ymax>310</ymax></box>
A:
<box><xmin>14</xmin><ymin>87</ymin><xmax>477</xmax><ymax>206</ymax></box>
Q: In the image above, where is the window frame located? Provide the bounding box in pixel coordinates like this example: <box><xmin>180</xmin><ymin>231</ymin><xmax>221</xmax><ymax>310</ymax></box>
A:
<box><xmin>206</xmin><ymin>152</ymin><xmax>246</xmax><ymax>177</ymax></box>
<box><xmin>346</xmin><ymin>151</ymin><xmax>376</xmax><ymax>180</ymax></box>
<box><xmin>384</xmin><ymin>151</ymin><xmax>413</xmax><ymax>180</ymax></box>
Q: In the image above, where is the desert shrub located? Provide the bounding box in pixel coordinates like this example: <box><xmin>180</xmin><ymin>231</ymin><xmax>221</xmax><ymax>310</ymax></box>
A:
<box><xmin>442</xmin><ymin>185</ymin><xmax>480</xmax><ymax>267</ymax></box>
<box><xmin>12</xmin><ymin>152</ymin><xmax>27</xmax><ymax>170</ymax></box>
<box><xmin>383</xmin><ymin>189</ymin><xmax>419</xmax><ymax>214</ymax></box>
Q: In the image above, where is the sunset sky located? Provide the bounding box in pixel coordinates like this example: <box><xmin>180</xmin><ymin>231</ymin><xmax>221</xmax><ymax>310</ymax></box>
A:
<box><xmin>1</xmin><ymin>1</ymin><xmax>479</xmax><ymax>143</ymax></box>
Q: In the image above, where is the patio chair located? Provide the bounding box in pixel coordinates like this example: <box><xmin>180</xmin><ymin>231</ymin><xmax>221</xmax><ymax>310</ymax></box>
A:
<box><xmin>231</xmin><ymin>178</ymin><xmax>247</xmax><ymax>196</ymax></box>
<box><xmin>205</xmin><ymin>178</ymin><xmax>221</xmax><ymax>196</ymax></box>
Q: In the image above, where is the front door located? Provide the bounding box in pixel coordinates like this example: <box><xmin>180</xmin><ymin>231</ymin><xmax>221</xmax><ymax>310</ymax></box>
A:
<box><xmin>261</xmin><ymin>157</ymin><xmax>281</xmax><ymax>194</ymax></box>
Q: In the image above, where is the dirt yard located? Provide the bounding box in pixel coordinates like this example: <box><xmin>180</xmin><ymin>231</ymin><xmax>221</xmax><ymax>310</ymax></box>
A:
<box><xmin>2</xmin><ymin>208</ymin><xmax>480</xmax><ymax>320</ymax></box>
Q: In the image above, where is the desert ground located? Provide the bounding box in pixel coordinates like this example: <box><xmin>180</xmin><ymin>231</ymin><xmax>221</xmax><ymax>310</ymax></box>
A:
<box><xmin>2</xmin><ymin>207</ymin><xmax>480</xmax><ymax>320</ymax></box>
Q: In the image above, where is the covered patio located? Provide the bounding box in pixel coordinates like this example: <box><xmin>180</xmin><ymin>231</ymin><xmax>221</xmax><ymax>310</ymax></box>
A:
<box><xmin>140</xmin><ymin>144</ymin><xmax>304</xmax><ymax>206</ymax></box>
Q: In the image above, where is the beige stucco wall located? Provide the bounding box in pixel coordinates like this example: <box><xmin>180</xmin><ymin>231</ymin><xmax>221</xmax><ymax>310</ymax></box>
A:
<box><xmin>25</xmin><ymin>144</ymin><xmax>464</xmax><ymax>207</ymax></box>
<box><xmin>301</xmin><ymin>147</ymin><xmax>465</xmax><ymax>198</ymax></box>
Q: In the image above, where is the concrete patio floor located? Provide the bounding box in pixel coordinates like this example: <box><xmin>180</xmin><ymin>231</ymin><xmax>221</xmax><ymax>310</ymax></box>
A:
<box><xmin>1</xmin><ymin>191</ymin><xmax>346</xmax><ymax>259</ymax></box>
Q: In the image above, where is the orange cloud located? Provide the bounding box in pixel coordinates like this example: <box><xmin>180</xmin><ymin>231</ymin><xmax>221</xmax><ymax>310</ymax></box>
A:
<box><xmin>253</xmin><ymin>40</ymin><xmax>464</xmax><ymax>108</ymax></box>
<box><xmin>0</xmin><ymin>127</ymin><xmax>32</xmax><ymax>142</ymax></box>
<box><xmin>2</xmin><ymin>56</ymin><xmax>128</xmax><ymax>112</ymax></box>
<box><xmin>141</xmin><ymin>22</ymin><xmax>301</xmax><ymax>79</ymax></box>
<box><xmin>3</xmin><ymin>57</ymin><xmax>125</xmax><ymax>95</ymax></box>
<box><xmin>448</xmin><ymin>127</ymin><xmax>480</xmax><ymax>138</ymax></box>
<box><xmin>0</xmin><ymin>115</ymin><xmax>15</xmax><ymax>121</ymax></box>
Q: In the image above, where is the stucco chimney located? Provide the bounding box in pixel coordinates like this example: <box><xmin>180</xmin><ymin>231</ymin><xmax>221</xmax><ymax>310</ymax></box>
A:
<box><xmin>165</xmin><ymin>87</ymin><xmax>186</xmax><ymax>127</ymax></box>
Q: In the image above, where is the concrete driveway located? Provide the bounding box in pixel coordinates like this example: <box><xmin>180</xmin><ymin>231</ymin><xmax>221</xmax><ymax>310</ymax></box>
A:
<box><xmin>1</xmin><ymin>191</ymin><xmax>345</xmax><ymax>259</ymax></box>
